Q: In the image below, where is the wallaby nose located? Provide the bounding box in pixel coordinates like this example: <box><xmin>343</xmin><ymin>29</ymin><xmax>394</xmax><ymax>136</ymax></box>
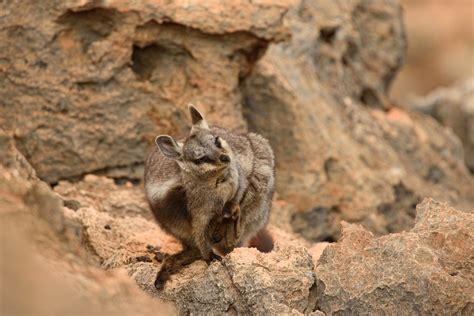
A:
<box><xmin>219</xmin><ymin>154</ymin><xmax>230</xmax><ymax>163</ymax></box>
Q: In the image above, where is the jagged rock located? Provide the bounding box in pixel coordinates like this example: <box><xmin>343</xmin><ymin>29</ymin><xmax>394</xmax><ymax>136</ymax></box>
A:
<box><xmin>129</xmin><ymin>231</ymin><xmax>315</xmax><ymax>314</ymax></box>
<box><xmin>409</xmin><ymin>79</ymin><xmax>474</xmax><ymax>172</ymax></box>
<box><xmin>0</xmin><ymin>167</ymin><xmax>175</xmax><ymax>315</ymax></box>
<box><xmin>60</xmin><ymin>179</ymin><xmax>316</xmax><ymax>314</ymax></box>
<box><xmin>2</xmin><ymin>153</ymin><xmax>473</xmax><ymax>315</ymax></box>
<box><xmin>55</xmin><ymin>175</ymin><xmax>152</xmax><ymax>219</ymax></box>
<box><xmin>0</xmin><ymin>0</ymin><xmax>292</xmax><ymax>183</ymax></box>
<box><xmin>241</xmin><ymin>0</ymin><xmax>474</xmax><ymax>240</ymax></box>
<box><xmin>72</xmin><ymin>205</ymin><xmax>178</xmax><ymax>269</ymax></box>
<box><xmin>314</xmin><ymin>198</ymin><xmax>474</xmax><ymax>315</ymax></box>
<box><xmin>308</xmin><ymin>242</ymin><xmax>330</xmax><ymax>263</ymax></box>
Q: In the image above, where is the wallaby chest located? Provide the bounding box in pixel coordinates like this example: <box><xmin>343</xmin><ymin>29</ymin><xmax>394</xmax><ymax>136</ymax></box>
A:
<box><xmin>185</xmin><ymin>165</ymin><xmax>239</xmax><ymax>212</ymax></box>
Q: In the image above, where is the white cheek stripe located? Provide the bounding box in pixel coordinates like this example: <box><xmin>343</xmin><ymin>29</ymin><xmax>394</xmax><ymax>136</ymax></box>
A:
<box><xmin>221</xmin><ymin>139</ymin><xmax>231</xmax><ymax>151</ymax></box>
<box><xmin>146</xmin><ymin>178</ymin><xmax>177</xmax><ymax>202</ymax></box>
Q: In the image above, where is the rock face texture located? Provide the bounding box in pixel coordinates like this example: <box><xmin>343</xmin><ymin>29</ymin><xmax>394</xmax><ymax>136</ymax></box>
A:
<box><xmin>0</xmin><ymin>166</ymin><xmax>176</xmax><ymax>316</ymax></box>
<box><xmin>1</xmin><ymin>160</ymin><xmax>318</xmax><ymax>314</ymax></box>
<box><xmin>0</xmin><ymin>0</ymin><xmax>291</xmax><ymax>183</ymax></box>
<box><xmin>55</xmin><ymin>174</ymin><xmax>152</xmax><ymax>219</ymax></box>
<box><xmin>1</xmin><ymin>0</ymin><xmax>474</xmax><ymax>314</ymax></box>
<box><xmin>409</xmin><ymin>79</ymin><xmax>474</xmax><ymax>173</ymax></box>
<box><xmin>315</xmin><ymin>199</ymin><xmax>474</xmax><ymax>315</ymax></box>
<box><xmin>1</xmin><ymin>0</ymin><xmax>473</xmax><ymax>241</ymax></box>
<box><xmin>130</xmin><ymin>236</ymin><xmax>316</xmax><ymax>314</ymax></box>
<box><xmin>241</xmin><ymin>0</ymin><xmax>474</xmax><ymax>240</ymax></box>
<box><xmin>2</xmin><ymin>158</ymin><xmax>472</xmax><ymax>314</ymax></box>
<box><xmin>53</xmin><ymin>174</ymin><xmax>317</xmax><ymax>314</ymax></box>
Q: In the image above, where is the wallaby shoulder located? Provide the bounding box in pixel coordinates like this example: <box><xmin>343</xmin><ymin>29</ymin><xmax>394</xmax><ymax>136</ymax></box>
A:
<box><xmin>145</xmin><ymin>146</ymin><xmax>182</xmax><ymax>186</ymax></box>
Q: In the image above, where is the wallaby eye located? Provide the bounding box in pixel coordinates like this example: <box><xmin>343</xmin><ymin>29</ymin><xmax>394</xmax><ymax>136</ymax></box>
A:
<box><xmin>215</xmin><ymin>136</ymin><xmax>222</xmax><ymax>148</ymax></box>
<box><xmin>193</xmin><ymin>156</ymin><xmax>215</xmax><ymax>165</ymax></box>
<box><xmin>193</xmin><ymin>157</ymin><xmax>206</xmax><ymax>165</ymax></box>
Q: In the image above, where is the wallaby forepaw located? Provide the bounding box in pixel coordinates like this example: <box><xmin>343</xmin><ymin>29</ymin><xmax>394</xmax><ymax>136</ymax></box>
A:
<box><xmin>231</xmin><ymin>205</ymin><xmax>240</xmax><ymax>220</ymax></box>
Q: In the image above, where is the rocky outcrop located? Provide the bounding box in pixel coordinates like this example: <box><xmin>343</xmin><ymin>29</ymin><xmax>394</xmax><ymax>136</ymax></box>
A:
<box><xmin>409</xmin><ymin>79</ymin><xmax>474</xmax><ymax>173</ymax></box>
<box><xmin>1</xmin><ymin>161</ymin><xmax>318</xmax><ymax>314</ymax></box>
<box><xmin>144</xmin><ymin>198</ymin><xmax>473</xmax><ymax>314</ymax></box>
<box><xmin>2</xmin><ymin>161</ymin><xmax>472</xmax><ymax>314</ymax></box>
<box><xmin>1</xmin><ymin>0</ymin><xmax>474</xmax><ymax>314</ymax></box>
<box><xmin>130</xmin><ymin>235</ymin><xmax>316</xmax><ymax>314</ymax></box>
<box><xmin>54</xmin><ymin>175</ymin><xmax>316</xmax><ymax>313</ymax></box>
<box><xmin>314</xmin><ymin>198</ymin><xmax>473</xmax><ymax>315</ymax></box>
<box><xmin>0</xmin><ymin>166</ymin><xmax>176</xmax><ymax>316</ymax></box>
<box><xmin>1</xmin><ymin>0</ymin><xmax>472</xmax><ymax>241</ymax></box>
<box><xmin>241</xmin><ymin>0</ymin><xmax>474</xmax><ymax>240</ymax></box>
<box><xmin>0</xmin><ymin>0</ymin><xmax>292</xmax><ymax>183</ymax></box>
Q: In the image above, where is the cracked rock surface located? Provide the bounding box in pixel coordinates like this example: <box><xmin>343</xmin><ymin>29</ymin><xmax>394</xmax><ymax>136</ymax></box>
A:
<box><xmin>1</xmin><ymin>0</ymin><xmax>474</xmax><ymax>314</ymax></box>
<box><xmin>2</xmin><ymin>161</ymin><xmax>472</xmax><ymax>314</ymax></box>
<box><xmin>0</xmin><ymin>166</ymin><xmax>176</xmax><ymax>315</ymax></box>
<box><xmin>130</xmin><ymin>237</ymin><xmax>315</xmax><ymax>314</ymax></box>
<box><xmin>241</xmin><ymin>0</ymin><xmax>474</xmax><ymax>241</ymax></box>
<box><xmin>0</xmin><ymin>0</ymin><xmax>292</xmax><ymax>183</ymax></box>
<box><xmin>314</xmin><ymin>199</ymin><xmax>474</xmax><ymax>315</ymax></box>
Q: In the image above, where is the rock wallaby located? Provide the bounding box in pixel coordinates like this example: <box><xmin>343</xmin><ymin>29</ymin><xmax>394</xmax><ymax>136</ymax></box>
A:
<box><xmin>144</xmin><ymin>105</ymin><xmax>275</xmax><ymax>289</ymax></box>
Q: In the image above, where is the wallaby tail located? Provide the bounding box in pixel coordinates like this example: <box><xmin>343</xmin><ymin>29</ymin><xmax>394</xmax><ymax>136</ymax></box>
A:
<box><xmin>154</xmin><ymin>247</ymin><xmax>201</xmax><ymax>290</ymax></box>
<box><xmin>248</xmin><ymin>227</ymin><xmax>273</xmax><ymax>253</ymax></box>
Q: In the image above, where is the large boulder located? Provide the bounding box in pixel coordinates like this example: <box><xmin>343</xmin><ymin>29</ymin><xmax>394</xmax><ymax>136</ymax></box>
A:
<box><xmin>241</xmin><ymin>0</ymin><xmax>474</xmax><ymax>240</ymax></box>
<box><xmin>0</xmin><ymin>0</ymin><xmax>292</xmax><ymax>183</ymax></box>
<box><xmin>0</xmin><ymin>166</ymin><xmax>176</xmax><ymax>315</ymax></box>
<box><xmin>314</xmin><ymin>198</ymin><xmax>474</xmax><ymax>315</ymax></box>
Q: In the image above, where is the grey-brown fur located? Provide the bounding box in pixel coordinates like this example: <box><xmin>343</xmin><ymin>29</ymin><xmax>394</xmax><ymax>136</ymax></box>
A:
<box><xmin>144</xmin><ymin>105</ymin><xmax>275</xmax><ymax>288</ymax></box>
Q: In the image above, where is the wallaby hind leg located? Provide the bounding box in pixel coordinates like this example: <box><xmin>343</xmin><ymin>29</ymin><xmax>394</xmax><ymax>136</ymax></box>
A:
<box><xmin>154</xmin><ymin>246</ymin><xmax>201</xmax><ymax>290</ymax></box>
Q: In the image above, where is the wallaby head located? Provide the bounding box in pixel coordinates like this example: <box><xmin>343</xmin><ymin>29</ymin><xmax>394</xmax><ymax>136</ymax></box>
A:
<box><xmin>155</xmin><ymin>105</ymin><xmax>233</xmax><ymax>178</ymax></box>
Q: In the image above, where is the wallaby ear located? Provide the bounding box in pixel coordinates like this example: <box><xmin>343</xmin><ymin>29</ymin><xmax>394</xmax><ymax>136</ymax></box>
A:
<box><xmin>188</xmin><ymin>104</ymin><xmax>209</xmax><ymax>129</ymax></box>
<box><xmin>155</xmin><ymin>135</ymin><xmax>182</xmax><ymax>160</ymax></box>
